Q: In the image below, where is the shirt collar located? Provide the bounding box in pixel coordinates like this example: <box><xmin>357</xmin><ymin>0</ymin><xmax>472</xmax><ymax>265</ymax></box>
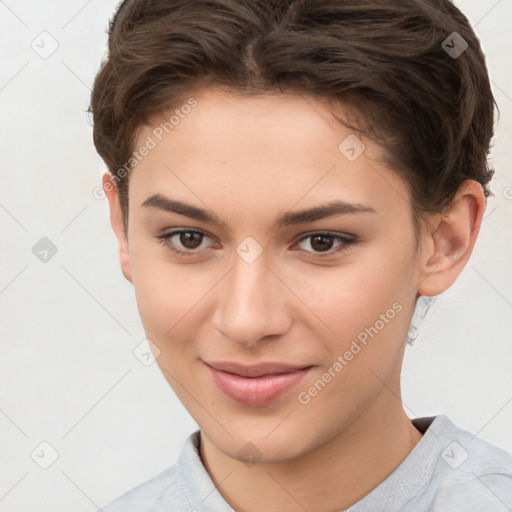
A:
<box><xmin>178</xmin><ymin>415</ymin><xmax>445</xmax><ymax>512</ymax></box>
<box><xmin>178</xmin><ymin>429</ymin><xmax>234</xmax><ymax>512</ymax></box>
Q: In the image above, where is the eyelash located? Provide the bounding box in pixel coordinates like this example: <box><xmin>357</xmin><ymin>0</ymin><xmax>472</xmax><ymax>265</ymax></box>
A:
<box><xmin>156</xmin><ymin>229</ymin><xmax>357</xmax><ymax>259</ymax></box>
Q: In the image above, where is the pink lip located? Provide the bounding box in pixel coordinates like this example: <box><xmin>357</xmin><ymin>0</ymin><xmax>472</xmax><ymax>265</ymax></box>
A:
<box><xmin>204</xmin><ymin>361</ymin><xmax>313</xmax><ymax>406</ymax></box>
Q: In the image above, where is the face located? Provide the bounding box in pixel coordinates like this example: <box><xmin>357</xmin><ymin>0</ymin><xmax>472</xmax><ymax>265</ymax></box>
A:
<box><xmin>113</xmin><ymin>89</ymin><xmax>427</xmax><ymax>462</ymax></box>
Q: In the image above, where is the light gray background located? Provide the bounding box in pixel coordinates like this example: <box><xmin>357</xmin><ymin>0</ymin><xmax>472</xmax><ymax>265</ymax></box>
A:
<box><xmin>0</xmin><ymin>1</ymin><xmax>511</xmax><ymax>511</ymax></box>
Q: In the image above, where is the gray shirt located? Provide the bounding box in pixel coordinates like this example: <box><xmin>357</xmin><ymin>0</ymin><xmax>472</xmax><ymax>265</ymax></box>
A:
<box><xmin>100</xmin><ymin>414</ymin><xmax>512</xmax><ymax>511</ymax></box>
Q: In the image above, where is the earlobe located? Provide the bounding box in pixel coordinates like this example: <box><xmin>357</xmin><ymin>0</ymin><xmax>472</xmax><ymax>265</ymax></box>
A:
<box><xmin>417</xmin><ymin>180</ymin><xmax>485</xmax><ymax>297</ymax></box>
<box><xmin>102</xmin><ymin>173</ymin><xmax>133</xmax><ymax>283</ymax></box>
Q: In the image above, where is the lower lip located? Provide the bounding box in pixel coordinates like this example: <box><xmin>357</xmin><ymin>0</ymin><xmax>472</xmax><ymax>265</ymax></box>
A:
<box><xmin>206</xmin><ymin>364</ymin><xmax>312</xmax><ymax>406</ymax></box>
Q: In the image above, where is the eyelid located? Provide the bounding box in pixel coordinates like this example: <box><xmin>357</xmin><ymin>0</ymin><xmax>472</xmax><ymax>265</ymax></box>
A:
<box><xmin>292</xmin><ymin>231</ymin><xmax>357</xmax><ymax>258</ymax></box>
<box><xmin>156</xmin><ymin>228</ymin><xmax>357</xmax><ymax>258</ymax></box>
<box><xmin>293</xmin><ymin>229</ymin><xmax>356</xmax><ymax>244</ymax></box>
<box><xmin>156</xmin><ymin>228</ymin><xmax>216</xmax><ymax>257</ymax></box>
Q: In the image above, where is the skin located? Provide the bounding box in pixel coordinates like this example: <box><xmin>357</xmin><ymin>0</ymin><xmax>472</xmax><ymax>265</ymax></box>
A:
<box><xmin>104</xmin><ymin>88</ymin><xmax>485</xmax><ymax>512</ymax></box>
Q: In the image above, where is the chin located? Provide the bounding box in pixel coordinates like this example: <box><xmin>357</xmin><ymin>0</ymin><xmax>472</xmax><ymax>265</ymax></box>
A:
<box><xmin>202</xmin><ymin>414</ymin><xmax>324</xmax><ymax>465</ymax></box>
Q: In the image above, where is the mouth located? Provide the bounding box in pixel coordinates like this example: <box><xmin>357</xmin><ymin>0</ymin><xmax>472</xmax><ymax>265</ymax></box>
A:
<box><xmin>204</xmin><ymin>361</ymin><xmax>313</xmax><ymax>406</ymax></box>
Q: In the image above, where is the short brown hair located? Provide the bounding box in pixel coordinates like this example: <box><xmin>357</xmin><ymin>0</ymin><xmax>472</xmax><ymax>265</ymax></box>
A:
<box><xmin>89</xmin><ymin>0</ymin><xmax>497</xmax><ymax>234</ymax></box>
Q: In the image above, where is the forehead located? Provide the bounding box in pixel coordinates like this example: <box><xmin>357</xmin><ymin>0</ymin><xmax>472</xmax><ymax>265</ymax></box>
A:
<box><xmin>129</xmin><ymin>89</ymin><xmax>410</xmax><ymax>224</ymax></box>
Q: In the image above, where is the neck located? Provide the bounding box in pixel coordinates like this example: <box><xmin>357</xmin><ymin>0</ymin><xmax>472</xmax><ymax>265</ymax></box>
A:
<box><xmin>199</xmin><ymin>382</ymin><xmax>424</xmax><ymax>512</ymax></box>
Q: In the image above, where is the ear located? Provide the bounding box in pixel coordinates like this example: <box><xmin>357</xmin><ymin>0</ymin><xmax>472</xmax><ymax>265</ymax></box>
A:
<box><xmin>416</xmin><ymin>180</ymin><xmax>485</xmax><ymax>297</ymax></box>
<box><xmin>102</xmin><ymin>173</ymin><xmax>133</xmax><ymax>283</ymax></box>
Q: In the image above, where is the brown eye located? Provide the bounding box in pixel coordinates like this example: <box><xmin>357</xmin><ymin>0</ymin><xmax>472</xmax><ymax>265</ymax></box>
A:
<box><xmin>309</xmin><ymin>234</ymin><xmax>336</xmax><ymax>252</ymax></box>
<box><xmin>156</xmin><ymin>229</ymin><xmax>213</xmax><ymax>257</ymax></box>
<box><xmin>296</xmin><ymin>232</ymin><xmax>356</xmax><ymax>258</ymax></box>
<box><xmin>179</xmin><ymin>231</ymin><xmax>203</xmax><ymax>249</ymax></box>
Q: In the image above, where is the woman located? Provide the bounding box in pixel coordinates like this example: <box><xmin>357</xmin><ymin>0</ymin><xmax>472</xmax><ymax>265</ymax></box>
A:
<box><xmin>89</xmin><ymin>0</ymin><xmax>512</xmax><ymax>510</ymax></box>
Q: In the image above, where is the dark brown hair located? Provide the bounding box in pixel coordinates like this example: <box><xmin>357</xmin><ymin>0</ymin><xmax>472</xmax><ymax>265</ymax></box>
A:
<box><xmin>89</xmin><ymin>0</ymin><xmax>497</xmax><ymax>235</ymax></box>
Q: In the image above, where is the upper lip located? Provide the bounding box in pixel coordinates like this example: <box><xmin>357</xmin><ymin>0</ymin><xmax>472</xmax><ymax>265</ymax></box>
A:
<box><xmin>205</xmin><ymin>361</ymin><xmax>312</xmax><ymax>378</ymax></box>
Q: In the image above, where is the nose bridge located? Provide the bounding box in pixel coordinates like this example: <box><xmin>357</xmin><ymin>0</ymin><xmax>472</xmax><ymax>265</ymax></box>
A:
<box><xmin>213</xmin><ymin>247</ymin><xmax>291</xmax><ymax>346</ymax></box>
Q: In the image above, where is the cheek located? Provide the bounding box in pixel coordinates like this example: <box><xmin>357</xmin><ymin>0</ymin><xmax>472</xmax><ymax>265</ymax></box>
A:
<box><xmin>129</xmin><ymin>220</ymin><xmax>416</xmax><ymax>346</ymax></box>
<box><xmin>291</xmin><ymin>268</ymin><xmax>411</xmax><ymax>434</ymax></box>
<box><xmin>291</xmin><ymin>256</ymin><xmax>412</xmax><ymax>345</ymax></box>
<box><xmin>129</xmin><ymin>248</ymin><xmax>221</xmax><ymax>354</ymax></box>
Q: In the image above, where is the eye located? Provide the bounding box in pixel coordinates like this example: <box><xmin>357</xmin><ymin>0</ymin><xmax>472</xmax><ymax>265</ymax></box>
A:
<box><xmin>294</xmin><ymin>232</ymin><xmax>356</xmax><ymax>258</ymax></box>
<box><xmin>156</xmin><ymin>229</ymin><xmax>215</xmax><ymax>257</ymax></box>
<box><xmin>156</xmin><ymin>229</ymin><xmax>357</xmax><ymax>259</ymax></box>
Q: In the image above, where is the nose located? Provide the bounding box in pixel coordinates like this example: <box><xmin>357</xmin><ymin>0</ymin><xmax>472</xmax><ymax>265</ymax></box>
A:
<box><xmin>211</xmin><ymin>250</ymin><xmax>293</xmax><ymax>348</ymax></box>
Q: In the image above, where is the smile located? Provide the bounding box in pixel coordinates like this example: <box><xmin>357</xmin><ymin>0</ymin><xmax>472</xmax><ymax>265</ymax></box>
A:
<box><xmin>204</xmin><ymin>361</ymin><xmax>313</xmax><ymax>406</ymax></box>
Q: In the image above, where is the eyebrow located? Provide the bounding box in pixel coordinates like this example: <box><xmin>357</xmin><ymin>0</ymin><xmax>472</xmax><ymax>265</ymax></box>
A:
<box><xmin>141</xmin><ymin>194</ymin><xmax>376</xmax><ymax>228</ymax></box>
